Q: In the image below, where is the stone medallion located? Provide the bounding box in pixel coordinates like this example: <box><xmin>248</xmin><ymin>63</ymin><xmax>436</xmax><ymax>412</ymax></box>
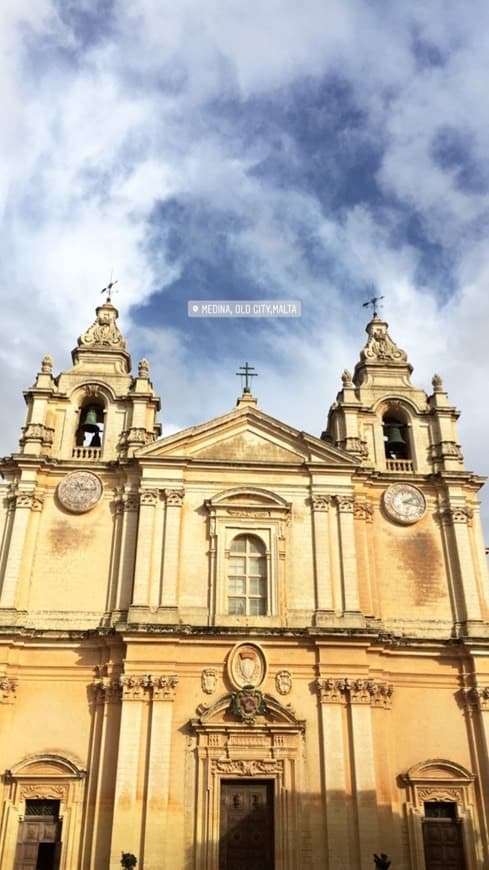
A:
<box><xmin>228</xmin><ymin>642</ymin><xmax>267</xmax><ymax>689</ymax></box>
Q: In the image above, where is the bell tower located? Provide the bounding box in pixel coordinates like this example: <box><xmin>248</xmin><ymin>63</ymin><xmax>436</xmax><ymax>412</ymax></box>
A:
<box><xmin>324</xmin><ymin>313</ymin><xmax>464</xmax><ymax>475</ymax></box>
<box><xmin>19</xmin><ymin>299</ymin><xmax>161</xmax><ymax>461</ymax></box>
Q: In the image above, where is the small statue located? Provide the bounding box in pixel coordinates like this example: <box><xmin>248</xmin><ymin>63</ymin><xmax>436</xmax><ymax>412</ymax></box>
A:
<box><xmin>373</xmin><ymin>854</ymin><xmax>391</xmax><ymax>870</ymax></box>
<box><xmin>121</xmin><ymin>853</ymin><xmax>137</xmax><ymax>869</ymax></box>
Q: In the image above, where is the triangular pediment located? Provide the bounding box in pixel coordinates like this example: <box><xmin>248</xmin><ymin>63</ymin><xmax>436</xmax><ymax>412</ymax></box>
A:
<box><xmin>137</xmin><ymin>405</ymin><xmax>358</xmax><ymax>466</ymax></box>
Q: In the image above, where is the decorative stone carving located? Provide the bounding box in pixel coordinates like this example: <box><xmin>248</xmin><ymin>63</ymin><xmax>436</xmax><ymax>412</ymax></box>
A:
<box><xmin>341</xmin><ymin>436</ymin><xmax>369</xmax><ymax>457</ymax></box>
<box><xmin>41</xmin><ymin>354</ymin><xmax>54</xmax><ymax>374</ymax></box>
<box><xmin>232</xmin><ymin>687</ymin><xmax>266</xmax><ymax>724</ymax></box>
<box><xmin>430</xmin><ymin>441</ymin><xmax>463</xmax><ymax>461</ymax></box>
<box><xmin>78</xmin><ymin>302</ymin><xmax>126</xmax><ymax>348</ymax></box>
<box><xmin>465</xmin><ymin>686</ymin><xmax>489</xmax><ymax>711</ymax></box>
<box><xmin>165</xmin><ymin>488</ymin><xmax>185</xmax><ymax>507</ymax></box>
<box><xmin>201</xmin><ymin>668</ymin><xmax>218</xmax><ymax>695</ymax></box>
<box><xmin>311</xmin><ymin>495</ymin><xmax>331</xmax><ymax>512</ymax></box>
<box><xmin>334</xmin><ymin>495</ymin><xmax>355</xmax><ymax>513</ymax></box>
<box><xmin>228</xmin><ymin>643</ymin><xmax>267</xmax><ymax>689</ymax></box>
<box><xmin>127</xmin><ymin>427</ymin><xmax>150</xmax><ymax>444</ymax></box>
<box><xmin>441</xmin><ymin>505</ymin><xmax>473</xmax><ymax>525</ymax></box>
<box><xmin>21</xmin><ymin>784</ymin><xmax>67</xmax><ymax>800</ymax></box>
<box><xmin>353</xmin><ymin>502</ymin><xmax>374</xmax><ymax>522</ymax></box>
<box><xmin>316</xmin><ymin>677</ymin><xmax>393</xmax><ymax>708</ymax></box>
<box><xmin>93</xmin><ymin>679</ymin><xmax>123</xmax><ymax>704</ymax></box>
<box><xmin>120</xmin><ymin>674</ymin><xmax>179</xmax><ymax>700</ymax></box>
<box><xmin>225</xmin><ymin>509</ymin><xmax>272</xmax><ymax>518</ymax></box>
<box><xmin>341</xmin><ymin>369</ymin><xmax>353</xmax><ymax>387</ymax></box>
<box><xmin>138</xmin><ymin>358</ymin><xmax>150</xmax><ymax>378</ymax></box>
<box><xmin>0</xmin><ymin>677</ymin><xmax>18</xmax><ymax>702</ymax></box>
<box><xmin>432</xmin><ymin>373</ymin><xmax>443</xmax><ymax>392</ymax></box>
<box><xmin>418</xmin><ymin>787</ymin><xmax>463</xmax><ymax>803</ymax></box>
<box><xmin>139</xmin><ymin>489</ymin><xmax>159</xmax><ymax>507</ymax></box>
<box><xmin>20</xmin><ymin>423</ymin><xmax>54</xmax><ymax>445</ymax></box>
<box><xmin>275</xmin><ymin>670</ymin><xmax>292</xmax><ymax>695</ymax></box>
<box><xmin>211</xmin><ymin>759</ymin><xmax>283</xmax><ymax>776</ymax></box>
<box><xmin>15</xmin><ymin>491</ymin><xmax>45</xmax><ymax>511</ymax></box>
<box><xmin>361</xmin><ymin>318</ymin><xmax>408</xmax><ymax>364</ymax></box>
<box><xmin>124</xmin><ymin>495</ymin><xmax>140</xmax><ymax>512</ymax></box>
<box><xmin>82</xmin><ymin>383</ymin><xmax>105</xmax><ymax>399</ymax></box>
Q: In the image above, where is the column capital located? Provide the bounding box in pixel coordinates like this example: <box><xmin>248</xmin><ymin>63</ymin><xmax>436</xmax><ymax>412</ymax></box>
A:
<box><xmin>164</xmin><ymin>488</ymin><xmax>185</xmax><ymax>507</ymax></box>
<box><xmin>0</xmin><ymin>676</ymin><xmax>18</xmax><ymax>704</ymax></box>
<box><xmin>316</xmin><ymin>676</ymin><xmax>393</xmax><ymax>708</ymax></box>
<box><xmin>333</xmin><ymin>494</ymin><xmax>355</xmax><ymax>513</ymax></box>
<box><xmin>311</xmin><ymin>494</ymin><xmax>331</xmax><ymax>512</ymax></box>
<box><xmin>464</xmin><ymin>685</ymin><xmax>489</xmax><ymax>711</ymax></box>
<box><xmin>120</xmin><ymin>673</ymin><xmax>179</xmax><ymax>701</ymax></box>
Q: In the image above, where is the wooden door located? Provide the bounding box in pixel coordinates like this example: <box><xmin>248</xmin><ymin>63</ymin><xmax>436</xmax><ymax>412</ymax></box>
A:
<box><xmin>14</xmin><ymin>810</ymin><xmax>62</xmax><ymax>870</ymax></box>
<box><xmin>219</xmin><ymin>780</ymin><xmax>274</xmax><ymax>870</ymax></box>
<box><xmin>422</xmin><ymin>819</ymin><xmax>466</xmax><ymax>869</ymax></box>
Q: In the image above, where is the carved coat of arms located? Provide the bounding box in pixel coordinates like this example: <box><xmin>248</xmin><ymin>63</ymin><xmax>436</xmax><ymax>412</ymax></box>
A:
<box><xmin>232</xmin><ymin>687</ymin><xmax>266</xmax><ymax>724</ymax></box>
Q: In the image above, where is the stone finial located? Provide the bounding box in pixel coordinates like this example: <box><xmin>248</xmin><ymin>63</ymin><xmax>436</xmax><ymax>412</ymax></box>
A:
<box><xmin>341</xmin><ymin>369</ymin><xmax>353</xmax><ymax>387</ymax></box>
<box><xmin>138</xmin><ymin>358</ymin><xmax>150</xmax><ymax>378</ymax></box>
<box><xmin>41</xmin><ymin>354</ymin><xmax>53</xmax><ymax>374</ymax></box>
<box><xmin>432</xmin><ymin>373</ymin><xmax>443</xmax><ymax>392</ymax></box>
<box><xmin>78</xmin><ymin>302</ymin><xmax>126</xmax><ymax>349</ymax></box>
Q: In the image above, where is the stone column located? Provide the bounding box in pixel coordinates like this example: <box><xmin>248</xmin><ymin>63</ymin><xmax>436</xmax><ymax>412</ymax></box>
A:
<box><xmin>334</xmin><ymin>495</ymin><xmax>361</xmax><ymax>615</ymax></box>
<box><xmin>0</xmin><ymin>490</ymin><xmax>44</xmax><ymax>609</ymax></box>
<box><xmin>132</xmin><ymin>489</ymin><xmax>159</xmax><ymax>607</ymax></box>
<box><xmin>143</xmin><ymin>675</ymin><xmax>179</xmax><ymax>869</ymax></box>
<box><xmin>160</xmin><ymin>489</ymin><xmax>184</xmax><ymax>610</ymax></box>
<box><xmin>316</xmin><ymin>678</ymin><xmax>354</xmax><ymax>869</ymax></box>
<box><xmin>311</xmin><ymin>495</ymin><xmax>333</xmax><ymax>615</ymax></box>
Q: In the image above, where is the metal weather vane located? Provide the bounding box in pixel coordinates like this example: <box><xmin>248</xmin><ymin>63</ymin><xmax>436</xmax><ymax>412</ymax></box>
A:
<box><xmin>362</xmin><ymin>294</ymin><xmax>384</xmax><ymax>317</ymax></box>
<box><xmin>100</xmin><ymin>278</ymin><xmax>118</xmax><ymax>303</ymax></box>
<box><xmin>236</xmin><ymin>362</ymin><xmax>258</xmax><ymax>394</ymax></box>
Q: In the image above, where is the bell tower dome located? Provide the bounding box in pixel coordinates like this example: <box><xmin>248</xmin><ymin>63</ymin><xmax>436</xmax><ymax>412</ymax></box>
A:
<box><xmin>19</xmin><ymin>298</ymin><xmax>161</xmax><ymax>461</ymax></box>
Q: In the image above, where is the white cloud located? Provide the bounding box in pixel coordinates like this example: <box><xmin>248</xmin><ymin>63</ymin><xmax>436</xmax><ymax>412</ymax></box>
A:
<box><xmin>1</xmin><ymin>0</ymin><xmax>489</xmax><ymax>536</ymax></box>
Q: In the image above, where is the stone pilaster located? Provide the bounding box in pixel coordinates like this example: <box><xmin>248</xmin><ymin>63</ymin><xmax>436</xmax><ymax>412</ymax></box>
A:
<box><xmin>0</xmin><ymin>490</ymin><xmax>44</xmax><ymax>609</ymax></box>
<box><xmin>316</xmin><ymin>678</ymin><xmax>393</xmax><ymax>870</ymax></box>
<box><xmin>441</xmin><ymin>503</ymin><xmax>482</xmax><ymax>627</ymax></box>
<box><xmin>143</xmin><ymin>675</ymin><xmax>179</xmax><ymax>869</ymax></box>
<box><xmin>316</xmin><ymin>678</ymin><xmax>354</xmax><ymax>869</ymax></box>
<box><xmin>131</xmin><ymin>489</ymin><xmax>159</xmax><ymax>607</ymax></box>
<box><xmin>334</xmin><ymin>495</ymin><xmax>361</xmax><ymax>615</ymax></box>
<box><xmin>311</xmin><ymin>495</ymin><xmax>333</xmax><ymax>615</ymax></box>
<box><xmin>160</xmin><ymin>489</ymin><xmax>184</xmax><ymax>610</ymax></box>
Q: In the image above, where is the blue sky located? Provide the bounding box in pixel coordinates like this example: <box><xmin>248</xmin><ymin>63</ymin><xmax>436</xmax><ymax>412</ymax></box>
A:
<box><xmin>2</xmin><ymin>0</ymin><xmax>489</xmax><ymax>535</ymax></box>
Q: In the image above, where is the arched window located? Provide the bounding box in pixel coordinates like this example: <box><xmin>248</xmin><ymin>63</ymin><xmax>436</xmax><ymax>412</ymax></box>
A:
<box><xmin>382</xmin><ymin>413</ymin><xmax>410</xmax><ymax>460</ymax></box>
<box><xmin>228</xmin><ymin>535</ymin><xmax>267</xmax><ymax>616</ymax></box>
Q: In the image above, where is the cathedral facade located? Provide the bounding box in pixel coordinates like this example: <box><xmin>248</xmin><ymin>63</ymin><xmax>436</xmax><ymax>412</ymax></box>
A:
<box><xmin>0</xmin><ymin>299</ymin><xmax>488</xmax><ymax>870</ymax></box>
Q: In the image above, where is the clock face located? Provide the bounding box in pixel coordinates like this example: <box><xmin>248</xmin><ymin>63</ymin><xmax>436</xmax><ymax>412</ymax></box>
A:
<box><xmin>383</xmin><ymin>484</ymin><xmax>426</xmax><ymax>525</ymax></box>
<box><xmin>57</xmin><ymin>471</ymin><xmax>103</xmax><ymax>514</ymax></box>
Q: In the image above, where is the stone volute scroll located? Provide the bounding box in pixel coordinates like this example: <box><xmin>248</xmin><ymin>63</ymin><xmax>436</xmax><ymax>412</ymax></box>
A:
<box><xmin>78</xmin><ymin>300</ymin><xmax>127</xmax><ymax>349</ymax></box>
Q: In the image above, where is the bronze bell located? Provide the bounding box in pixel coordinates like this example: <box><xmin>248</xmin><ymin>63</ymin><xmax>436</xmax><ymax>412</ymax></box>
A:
<box><xmin>80</xmin><ymin>406</ymin><xmax>100</xmax><ymax>433</ymax></box>
<box><xmin>385</xmin><ymin>425</ymin><xmax>406</xmax><ymax>448</ymax></box>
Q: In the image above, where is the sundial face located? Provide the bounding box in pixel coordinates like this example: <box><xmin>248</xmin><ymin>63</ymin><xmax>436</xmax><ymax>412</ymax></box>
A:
<box><xmin>57</xmin><ymin>471</ymin><xmax>103</xmax><ymax>514</ymax></box>
<box><xmin>383</xmin><ymin>484</ymin><xmax>426</xmax><ymax>525</ymax></box>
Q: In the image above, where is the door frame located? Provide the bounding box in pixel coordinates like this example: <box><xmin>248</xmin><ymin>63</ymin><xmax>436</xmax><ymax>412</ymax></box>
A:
<box><xmin>191</xmin><ymin>694</ymin><xmax>305</xmax><ymax>870</ymax></box>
